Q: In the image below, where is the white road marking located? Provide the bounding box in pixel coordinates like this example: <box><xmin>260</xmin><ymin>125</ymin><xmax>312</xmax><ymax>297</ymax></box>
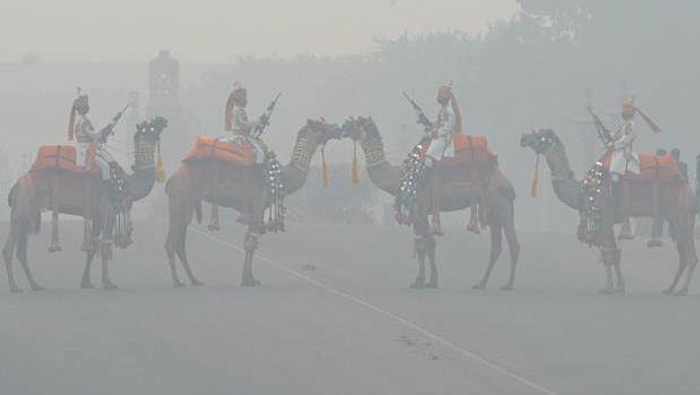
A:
<box><xmin>191</xmin><ymin>226</ymin><xmax>559</xmax><ymax>395</ymax></box>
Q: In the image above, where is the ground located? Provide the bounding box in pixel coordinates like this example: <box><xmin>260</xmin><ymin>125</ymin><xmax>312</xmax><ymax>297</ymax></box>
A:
<box><xmin>0</xmin><ymin>219</ymin><xmax>698</xmax><ymax>394</ymax></box>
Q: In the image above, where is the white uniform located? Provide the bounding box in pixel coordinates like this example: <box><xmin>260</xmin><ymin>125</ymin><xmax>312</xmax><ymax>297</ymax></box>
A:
<box><xmin>222</xmin><ymin>106</ymin><xmax>265</xmax><ymax>164</ymax></box>
<box><xmin>425</xmin><ymin>105</ymin><xmax>456</xmax><ymax>167</ymax></box>
<box><xmin>607</xmin><ymin>120</ymin><xmax>639</xmax><ymax>176</ymax></box>
<box><xmin>74</xmin><ymin>114</ymin><xmax>115</xmax><ymax>181</ymax></box>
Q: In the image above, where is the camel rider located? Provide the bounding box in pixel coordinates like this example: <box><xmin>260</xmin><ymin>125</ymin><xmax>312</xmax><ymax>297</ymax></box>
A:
<box><xmin>421</xmin><ymin>85</ymin><xmax>461</xmax><ymax>235</ymax></box>
<box><xmin>603</xmin><ymin>99</ymin><xmax>660</xmax><ymax>240</ymax></box>
<box><xmin>67</xmin><ymin>91</ymin><xmax>125</xmax><ymax>203</ymax></box>
<box><xmin>223</xmin><ymin>82</ymin><xmax>267</xmax><ymax>182</ymax></box>
<box><xmin>209</xmin><ymin>82</ymin><xmax>268</xmax><ymax>229</ymax></box>
<box><xmin>423</xmin><ymin>85</ymin><xmax>457</xmax><ymax>175</ymax></box>
<box><xmin>606</xmin><ymin>101</ymin><xmax>640</xmax><ymax>181</ymax></box>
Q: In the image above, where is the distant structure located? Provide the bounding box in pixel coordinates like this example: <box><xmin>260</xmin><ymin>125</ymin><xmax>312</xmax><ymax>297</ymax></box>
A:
<box><xmin>125</xmin><ymin>90</ymin><xmax>142</xmax><ymax>168</ymax></box>
<box><xmin>146</xmin><ymin>50</ymin><xmax>187</xmax><ymax>169</ymax></box>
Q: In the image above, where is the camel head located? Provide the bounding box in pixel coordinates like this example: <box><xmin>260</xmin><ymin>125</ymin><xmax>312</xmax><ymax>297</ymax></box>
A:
<box><xmin>134</xmin><ymin>116</ymin><xmax>168</xmax><ymax>145</ymax></box>
<box><xmin>133</xmin><ymin>116</ymin><xmax>168</xmax><ymax>167</ymax></box>
<box><xmin>339</xmin><ymin>116</ymin><xmax>377</xmax><ymax>143</ymax></box>
<box><xmin>303</xmin><ymin>118</ymin><xmax>344</xmax><ymax>147</ymax></box>
<box><xmin>520</xmin><ymin>128</ymin><xmax>559</xmax><ymax>155</ymax></box>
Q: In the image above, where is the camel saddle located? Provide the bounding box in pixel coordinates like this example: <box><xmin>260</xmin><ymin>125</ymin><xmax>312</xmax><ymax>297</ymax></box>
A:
<box><xmin>420</xmin><ymin>133</ymin><xmax>495</xmax><ymax>166</ymax></box>
<box><xmin>32</xmin><ymin>145</ymin><xmax>100</xmax><ymax>175</ymax></box>
<box><xmin>183</xmin><ymin>136</ymin><xmax>255</xmax><ymax>166</ymax></box>
<box><xmin>601</xmin><ymin>152</ymin><xmax>684</xmax><ymax>182</ymax></box>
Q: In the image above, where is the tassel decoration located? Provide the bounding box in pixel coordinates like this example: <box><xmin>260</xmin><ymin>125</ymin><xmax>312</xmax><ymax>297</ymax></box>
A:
<box><xmin>321</xmin><ymin>145</ymin><xmax>329</xmax><ymax>188</ymax></box>
<box><xmin>351</xmin><ymin>141</ymin><xmax>360</xmax><ymax>185</ymax></box>
<box><xmin>156</xmin><ymin>143</ymin><xmax>166</xmax><ymax>183</ymax></box>
<box><xmin>530</xmin><ymin>154</ymin><xmax>540</xmax><ymax>198</ymax></box>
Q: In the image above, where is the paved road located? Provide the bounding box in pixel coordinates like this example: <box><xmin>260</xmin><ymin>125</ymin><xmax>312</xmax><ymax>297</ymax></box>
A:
<box><xmin>0</xmin><ymin>219</ymin><xmax>698</xmax><ymax>394</ymax></box>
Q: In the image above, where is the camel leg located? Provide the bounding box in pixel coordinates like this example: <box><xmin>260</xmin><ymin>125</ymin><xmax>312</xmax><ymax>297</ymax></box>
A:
<box><xmin>599</xmin><ymin>246</ymin><xmax>624</xmax><ymax>294</ymax></box>
<box><xmin>100</xmin><ymin>244</ymin><xmax>116</xmax><ymax>290</ymax></box>
<box><xmin>177</xmin><ymin>242</ymin><xmax>203</xmax><ymax>286</ymax></box>
<box><xmin>16</xmin><ymin>222</ymin><xmax>43</xmax><ymax>291</ymax></box>
<box><xmin>80</xmin><ymin>249</ymin><xmax>98</xmax><ymax>289</ymax></box>
<box><xmin>2</xmin><ymin>227</ymin><xmax>21</xmax><ymax>293</ymax></box>
<box><xmin>502</xmin><ymin>219</ymin><xmax>520</xmax><ymax>291</ymax></box>
<box><xmin>48</xmin><ymin>176</ymin><xmax>62</xmax><ymax>253</ymax></box>
<box><xmin>670</xmin><ymin>226</ymin><xmax>697</xmax><ymax>296</ymax></box>
<box><xmin>208</xmin><ymin>205</ymin><xmax>220</xmax><ymax>231</ymax></box>
<box><xmin>677</xmin><ymin>254</ymin><xmax>697</xmax><ymax>296</ymax></box>
<box><xmin>99</xmin><ymin>219</ymin><xmax>117</xmax><ymax>290</ymax></box>
<box><xmin>80</xmin><ymin>181</ymin><xmax>92</xmax><ymax>251</ymax></box>
<box><xmin>467</xmin><ymin>205</ymin><xmax>479</xmax><ymax>234</ymax></box>
<box><xmin>426</xmin><ymin>236</ymin><xmax>438</xmax><ymax>288</ymax></box>
<box><xmin>474</xmin><ymin>224</ymin><xmax>502</xmax><ymax>290</ymax></box>
<box><xmin>601</xmin><ymin>258</ymin><xmax>614</xmax><ymax>294</ymax></box>
<box><xmin>678</xmin><ymin>233</ymin><xmax>698</xmax><ymax>295</ymax></box>
<box><xmin>612</xmin><ymin>248</ymin><xmax>625</xmax><ymax>293</ymax></box>
<box><xmin>48</xmin><ymin>210</ymin><xmax>62</xmax><ymax>253</ymax></box>
<box><xmin>172</xmin><ymin>220</ymin><xmax>202</xmax><ymax>286</ymax></box>
<box><xmin>80</xmin><ymin>220</ymin><xmax>101</xmax><ymax>289</ymax></box>
<box><xmin>411</xmin><ymin>236</ymin><xmax>427</xmax><ymax>289</ymax></box>
<box><xmin>165</xmin><ymin>248</ymin><xmax>183</xmax><ymax>287</ymax></box>
<box><xmin>165</xmin><ymin>220</ymin><xmax>186</xmax><ymax>287</ymax></box>
<box><xmin>241</xmin><ymin>231</ymin><xmax>261</xmax><ymax>286</ymax></box>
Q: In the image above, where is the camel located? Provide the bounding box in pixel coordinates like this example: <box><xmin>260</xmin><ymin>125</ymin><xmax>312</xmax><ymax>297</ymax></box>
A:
<box><xmin>341</xmin><ymin>116</ymin><xmax>520</xmax><ymax>290</ymax></box>
<box><xmin>2</xmin><ymin>117</ymin><xmax>168</xmax><ymax>292</ymax></box>
<box><xmin>164</xmin><ymin>118</ymin><xmax>342</xmax><ymax>287</ymax></box>
<box><xmin>520</xmin><ymin>128</ymin><xmax>697</xmax><ymax>295</ymax></box>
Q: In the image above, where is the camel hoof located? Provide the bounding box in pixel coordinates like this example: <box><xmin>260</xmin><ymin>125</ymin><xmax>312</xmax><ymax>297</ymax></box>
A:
<box><xmin>191</xmin><ymin>280</ymin><xmax>204</xmax><ymax>286</ymax></box>
<box><xmin>425</xmin><ymin>281</ymin><xmax>438</xmax><ymax>288</ymax></box>
<box><xmin>208</xmin><ymin>223</ymin><xmax>220</xmax><ymax>232</ymax></box>
<box><xmin>173</xmin><ymin>281</ymin><xmax>186</xmax><ymax>288</ymax></box>
<box><xmin>614</xmin><ymin>287</ymin><xmax>626</xmax><ymax>294</ymax></box>
<box><xmin>30</xmin><ymin>283</ymin><xmax>45</xmax><ymax>291</ymax></box>
<box><xmin>598</xmin><ymin>288</ymin><xmax>614</xmax><ymax>294</ymax></box>
<box><xmin>48</xmin><ymin>245</ymin><xmax>62</xmax><ymax>253</ymax></box>
<box><xmin>674</xmin><ymin>288</ymin><xmax>688</xmax><ymax>296</ymax></box>
<box><xmin>102</xmin><ymin>281</ymin><xmax>118</xmax><ymax>290</ymax></box>
<box><xmin>10</xmin><ymin>287</ymin><xmax>22</xmax><ymax>293</ymax></box>
<box><xmin>500</xmin><ymin>284</ymin><xmax>514</xmax><ymax>291</ymax></box>
<box><xmin>472</xmin><ymin>283</ymin><xmax>486</xmax><ymax>290</ymax></box>
<box><xmin>81</xmin><ymin>282</ymin><xmax>95</xmax><ymax>289</ymax></box>
<box><xmin>411</xmin><ymin>277</ymin><xmax>425</xmax><ymax>289</ymax></box>
<box><xmin>662</xmin><ymin>288</ymin><xmax>674</xmax><ymax>295</ymax></box>
<box><xmin>241</xmin><ymin>279</ymin><xmax>261</xmax><ymax>287</ymax></box>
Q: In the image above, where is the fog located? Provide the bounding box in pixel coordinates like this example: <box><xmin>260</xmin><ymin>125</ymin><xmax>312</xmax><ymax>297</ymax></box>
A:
<box><xmin>1</xmin><ymin>1</ymin><xmax>700</xmax><ymax>394</ymax></box>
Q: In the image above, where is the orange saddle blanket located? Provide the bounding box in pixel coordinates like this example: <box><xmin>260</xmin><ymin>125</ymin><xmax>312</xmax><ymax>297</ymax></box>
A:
<box><xmin>601</xmin><ymin>153</ymin><xmax>683</xmax><ymax>182</ymax></box>
<box><xmin>32</xmin><ymin>145</ymin><xmax>99</xmax><ymax>175</ymax></box>
<box><xmin>183</xmin><ymin>136</ymin><xmax>254</xmax><ymax>166</ymax></box>
<box><xmin>420</xmin><ymin>133</ymin><xmax>495</xmax><ymax>166</ymax></box>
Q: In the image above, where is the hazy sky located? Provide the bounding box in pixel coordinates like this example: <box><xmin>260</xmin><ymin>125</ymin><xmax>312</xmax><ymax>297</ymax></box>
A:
<box><xmin>1</xmin><ymin>0</ymin><xmax>518</xmax><ymax>63</ymax></box>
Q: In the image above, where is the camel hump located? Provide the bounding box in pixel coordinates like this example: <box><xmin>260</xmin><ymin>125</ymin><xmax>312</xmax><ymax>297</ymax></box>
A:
<box><xmin>32</xmin><ymin>145</ymin><xmax>99</xmax><ymax>175</ymax></box>
<box><xmin>183</xmin><ymin>136</ymin><xmax>255</xmax><ymax>167</ymax></box>
<box><xmin>600</xmin><ymin>152</ymin><xmax>684</xmax><ymax>182</ymax></box>
<box><xmin>635</xmin><ymin>153</ymin><xmax>684</xmax><ymax>182</ymax></box>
